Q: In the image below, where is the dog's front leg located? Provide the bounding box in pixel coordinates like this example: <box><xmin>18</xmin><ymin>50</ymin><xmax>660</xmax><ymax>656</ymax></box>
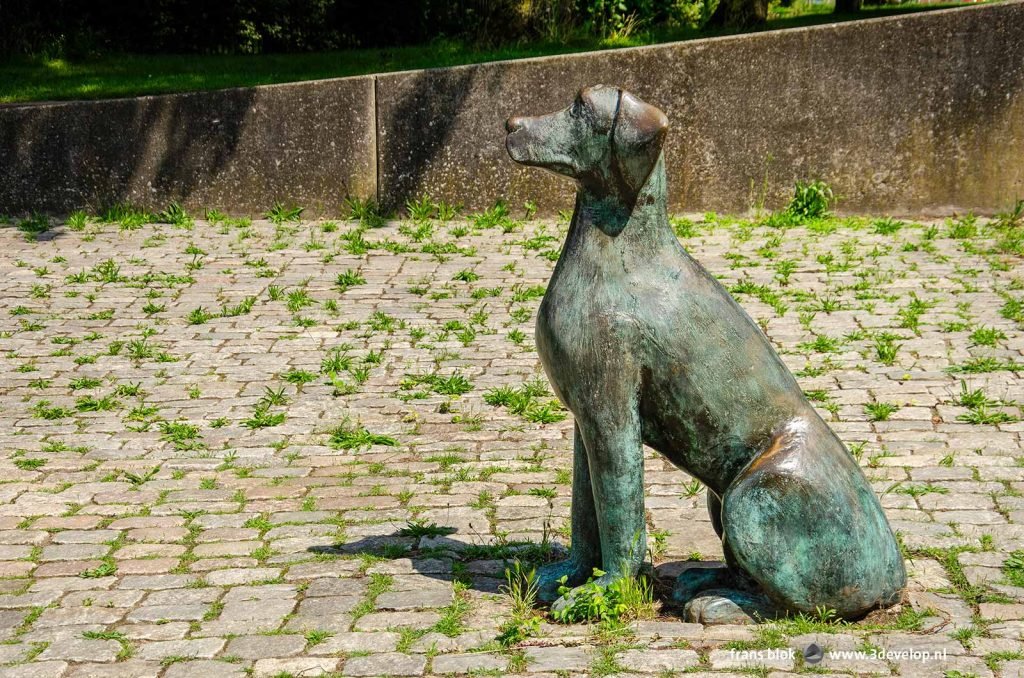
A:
<box><xmin>536</xmin><ymin>422</ymin><xmax>601</xmax><ymax>602</ymax></box>
<box><xmin>576</xmin><ymin>404</ymin><xmax>646</xmax><ymax>583</ymax></box>
<box><xmin>548</xmin><ymin>382</ymin><xmax>645</xmax><ymax>616</ymax></box>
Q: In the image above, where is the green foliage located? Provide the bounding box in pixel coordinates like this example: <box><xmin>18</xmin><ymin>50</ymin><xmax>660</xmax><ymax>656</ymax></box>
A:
<box><xmin>550</xmin><ymin>568</ymin><xmax>654</xmax><ymax>623</ymax></box>
<box><xmin>282</xmin><ymin>369</ymin><xmax>316</xmax><ymax>385</ymax></box>
<box><xmin>484</xmin><ymin>379</ymin><xmax>566</xmax><ymax>423</ymax></box>
<box><xmin>783</xmin><ymin>180</ymin><xmax>834</xmax><ymax>222</ymax></box>
<box><xmin>1000</xmin><ymin>296</ymin><xmax>1024</xmax><ymax>325</ymax></box>
<box><xmin>471</xmin><ymin>200</ymin><xmax>519</xmax><ymax>231</ymax></box>
<box><xmin>66</xmin><ymin>210</ymin><xmax>89</xmax><ymax>231</ymax></box>
<box><xmin>265</xmin><ymin>202</ymin><xmax>303</xmax><ymax>224</ymax></box>
<box><xmin>400</xmin><ymin>371</ymin><xmax>473</xmax><ymax>398</ymax></box>
<box><xmin>157</xmin><ymin>202</ymin><xmax>193</xmax><ymax>228</ymax></box>
<box><xmin>873</xmin><ymin>332</ymin><xmax>902</xmax><ymax>365</ymax></box>
<box><xmin>497</xmin><ymin>562</ymin><xmax>542</xmax><ymax>646</ymax></box>
<box><xmin>14</xmin><ymin>458</ymin><xmax>47</xmax><ymax>471</ymax></box>
<box><xmin>406</xmin><ymin>193</ymin><xmax>437</xmax><ymax>221</ymax></box>
<box><xmin>948</xmin><ymin>357</ymin><xmax>1024</xmax><ymax>374</ymax></box>
<box><xmin>328</xmin><ymin>419</ymin><xmax>397</xmax><ymax>450</ymax></box>
<box><xmin>100</xmin><ymin>203</ymin><xmax>151</xmax><ymax>230</ymax></box>
<box><xmin>1004</xmin><ymin>550</ymin><xmax>1024</xmax><ymax>587</ymax></box>
<box><xmin>336</xmin><ymin>269</ymin><xmax>366</xmax><ymax>291</ymax></box>
<box><xmin>158</xmin><ymin>420</ymin><xmax>205</xmax><ymax>451</ymax></box>
<box><xmin>872</xmin><ymin>217</ymin><xmax>902</xmax><ymax>235</ymax></box>
<box><xmin>399</xmin><ymin>519</ymin><xmax>455</xmax><ymax>538</ymax></box>
<box><xmin>346</xmin><ymin>197</ymin><xmax>387</xmax><ymax>228</ymax></box>
<box><xmin>955</xmin><ymin>381</ymin><xmax>1017</xmax><ymax>426</ymax></box>
<box><xmin>864</xmin><ymin>401</ymin><xmax>899</xmax><ymax>421</ymax></box>
<box><xmin>242</xmin><ymin>402</ymin><xmax>286</xmax><ymax>428</ymax></box>
<box><xmin>79</xmin><ymin>560</ymin><xmax>117</xmax><ymax>578</ymax></box>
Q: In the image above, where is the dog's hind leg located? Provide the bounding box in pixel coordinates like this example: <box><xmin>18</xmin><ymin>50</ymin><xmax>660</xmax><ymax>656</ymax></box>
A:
<box><xmin>721</xmin><ymin>418</ymin><xmax>906</xmax><ymax>618</ymax></box>
<box><xmin>536</xmin><ymin>423</ymin><xmax>602</xmax><ymax>602</ymax></box>
<box><xmin>707</xmin><ymin>490</ymin><xmax>724</xmax><ymax>538</ymax></box>
<box><xmin>672</xmin><ymin>490</ymin><xmax>758</xmax><ymax>612</ymax></box>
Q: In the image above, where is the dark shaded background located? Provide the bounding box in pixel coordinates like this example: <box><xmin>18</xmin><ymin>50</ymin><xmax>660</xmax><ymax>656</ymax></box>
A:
<box><xmin>0</xmin><ymin>0</ymin><xmax>683</xmax><ymax>57</ymax></box>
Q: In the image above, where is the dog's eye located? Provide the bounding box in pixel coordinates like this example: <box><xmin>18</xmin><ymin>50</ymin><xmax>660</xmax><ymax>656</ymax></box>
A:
<box><xmin>570</xmin><ymin>100</ymin><xmax>582</xmax><ymax>118</ymax></box>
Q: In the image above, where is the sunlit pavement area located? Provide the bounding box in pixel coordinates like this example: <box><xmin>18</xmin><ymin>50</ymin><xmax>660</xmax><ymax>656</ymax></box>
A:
<box><xmin>1</xmin><ymin>206</ymin><xmax>1023</xmax><ymax>677</ymax></box>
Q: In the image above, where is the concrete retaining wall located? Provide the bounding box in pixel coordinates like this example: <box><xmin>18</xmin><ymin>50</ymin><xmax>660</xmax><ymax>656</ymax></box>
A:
<box><xmin>2</xmin><ymin>0</ymin><xmax>1022</xmax><ymax>216</ymax></box>
<box><xmin>0</xmin><ymin>78</ymin><xmax>375</xmax><ymax>215</ymax></box>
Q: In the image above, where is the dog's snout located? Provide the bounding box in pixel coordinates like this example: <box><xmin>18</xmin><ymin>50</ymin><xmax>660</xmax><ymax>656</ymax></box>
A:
<box><xmin>506</xmin><ymin>116</ymin><xmax>525</xmax><ymax>134</ymax></box>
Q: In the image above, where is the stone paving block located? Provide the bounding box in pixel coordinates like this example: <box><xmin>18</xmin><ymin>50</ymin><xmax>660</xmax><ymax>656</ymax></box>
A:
<box><xmin>431</xmin><ymin>652</ymin><xmax>508</xmax><ymax>673</ymax></box>
<box><xmin>126</xmin><ymin>604</ymin><xmax>209</xmax><ymax>622</ymax></box>
<box><xmin>0</xmin><ymin>662</ymin><xmax>69</xmax><ymax>678</ymax></box>
<box><xmin>205</xmin><ymin>567</ymin><xmax>281</xmax><ymax>585</ymax></box>
<box><xmin>708</xmin><ymin>648</ymin><xmax>795</xmax><ymax>671</ymax></box>
<box><xmin>163</xmin><ymin>660</ymin><xmax>250</xmax><ymax>678</ymax></box>
<box><xmin>375</xmin><ymin>587</ymin><xmax>452</xmax><ymax>610</ymax></box>
<box><xmin>225</xmin><ymin>633</ymin><xmax>307</xmax><ymax>659</ymax></box>
<box><xmin>342</xmin><ymin>652</ymin><xmax>427</xmax><ymax>676</ymax></box>
<box><xmin>37</xmin><ymin>637</ymin><xmax>121</xmax><ymax>662</ymax></box>
<box><xmin>524</xmin><ymin>645</ymin><xmax>593</xmax><ymax>672</ymax></box>
<box><xmin>304</xmin><ymin>578</ymin><xmax>367</xmax><ymax>597</ymax></box>
<box><xmin>254</xmin><ymin>657</ymin><xmax>340</xmax><ymax>677</ymax></box>
<box><xmin>134</xmin><ymin>637</ymin><xmax>225</xmax><ymax>660</ymax></box>
<box><xmin>354</xmin><ymin>610</ymin><xmax>441</xmax><ymax>631</ymax></box>
<box><xmin>0</xmin><ymin>644</ymin><xmax>27</xmax><ymax>663</ymax></box>
<box><xmin>294</xmin><ymin>595</ymin><xmax>360</xmax><ymax>617</ymax></box>
<box><xmin>117</xmin><ymin>622</ymin><xmax>192</xmax><ymax>640</ymax></box>
<box><xmin>219</xmin><ymin>596</ymin><xmax>296</xmax><ymax>622</ymax></box>
<box><xmin>117</xmin><ymin>575</ymin><xmax>197</xmax><ymax>590</ymax></box>
<box><xmin>140</xmin><ymin>588</ymin><xmax>221</xmax><ymax>606</ymax></box>
<box><xmin>1002</xmin><ymin>660</ymin><xmax>1024</xmax><ymax>678</ymax></box>
<box><xmin>409</xmin><ymin>629</ymin><xmax>494</xmax><ymax>654</ymax></box>
<box><xmin>617</xmin><ymin>648</ymin><xmax>701</xmax><ymax>672</ymax></box>
<box><xmin>34</xmin><ymin>606</ymin><xmax>126</xmax><ymax>627</ymax></box>
<box><xmin>308</xmin><ymin>631</ymin><xmax>401</xmax><ymax>655</ymax></box>
<box><xmin>66</xmin><ymin>661</ymin><xmax>163</xmax><ymax>677</ymax></box>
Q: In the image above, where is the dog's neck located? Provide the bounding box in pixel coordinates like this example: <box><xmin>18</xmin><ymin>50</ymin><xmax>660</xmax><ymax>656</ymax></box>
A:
<box><xmin>567</xmin><ymin>154</ymin><xmax>676</xmax><ymax>256</ymax></box>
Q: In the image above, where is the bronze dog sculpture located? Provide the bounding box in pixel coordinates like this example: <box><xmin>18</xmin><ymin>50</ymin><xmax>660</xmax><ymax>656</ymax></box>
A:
<box><xmin>505</xmin><ymin>86</ymin><xmax>905</xmax><ymax>621</ymax></box>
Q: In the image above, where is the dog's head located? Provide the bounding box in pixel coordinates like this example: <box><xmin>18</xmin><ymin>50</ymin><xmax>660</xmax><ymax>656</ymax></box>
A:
<box><xmin>505</xmin><ymin>85</ymin><xmax>668</xmax><ymax>200</ymax></box>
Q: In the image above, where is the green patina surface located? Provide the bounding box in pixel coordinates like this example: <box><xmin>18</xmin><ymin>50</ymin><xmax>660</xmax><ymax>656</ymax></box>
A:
<box><xmin>506</xmin><ymin>86</ymin><xmax>906</xmax><ymax>619</ymax></box>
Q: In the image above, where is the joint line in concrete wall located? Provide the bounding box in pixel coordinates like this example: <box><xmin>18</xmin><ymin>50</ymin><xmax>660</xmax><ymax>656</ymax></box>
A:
<box><xmin>372</xmin><ymin>75</ymin><xmax>381</xmax><ymax>208</ymax></box>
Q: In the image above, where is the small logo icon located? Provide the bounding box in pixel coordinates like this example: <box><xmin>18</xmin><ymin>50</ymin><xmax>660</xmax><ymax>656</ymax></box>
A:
<box><xmin>803</xmin><ymin>643</ymin><xmax>824</xmax><ymax>665</ymax></box>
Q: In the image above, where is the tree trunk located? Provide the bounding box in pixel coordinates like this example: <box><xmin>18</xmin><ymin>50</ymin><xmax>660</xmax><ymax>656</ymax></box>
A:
<box><xmin>707</xmin><ymin>0</ymin><xmax>768</xmax><ymax>29</ymax></box>
<box><xmin>834</xmin><ymin>0</ymin><xmax>863</xmax><ymax>13</ymax></box>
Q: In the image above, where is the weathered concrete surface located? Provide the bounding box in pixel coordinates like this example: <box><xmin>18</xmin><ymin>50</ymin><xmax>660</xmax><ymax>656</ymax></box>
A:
<box><xmin>377</xmin><ymin>0</ymin><xmax>1024</xmax><ymax>215</ymax></box>
<box><xmin>0</xmin><ymin>77</ymin><xmax>376</xmax><ymax>215</ymax></box>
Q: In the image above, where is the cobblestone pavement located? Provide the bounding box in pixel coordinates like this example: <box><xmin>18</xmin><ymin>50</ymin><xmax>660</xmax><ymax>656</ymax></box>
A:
<box><xmin>2</xmin><ymin>205</ymin><xmax>1024</xmax><ymax>678</ymax></box>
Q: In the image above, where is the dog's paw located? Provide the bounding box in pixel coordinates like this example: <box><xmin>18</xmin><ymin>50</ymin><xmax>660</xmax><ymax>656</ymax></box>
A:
<box><xmin>672</xmin><ymin>562</ymin><xmax>736</xmax><ymax>605</ymax></box>
<box><xmin>683</xmin><ymin>588</ymin><xmax>778</xmax><ymax>625</ymax></box>
<box><xmin>535</xmin><ymin>558</ymin><xmax>595</xmax><ymax>604</ymax></box>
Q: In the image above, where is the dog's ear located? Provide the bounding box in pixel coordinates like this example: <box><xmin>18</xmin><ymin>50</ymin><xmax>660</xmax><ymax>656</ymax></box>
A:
<box><xmin>612</xmin><ymin>91</ymin><xmax>668</xmax><ymax>197</ymax></box>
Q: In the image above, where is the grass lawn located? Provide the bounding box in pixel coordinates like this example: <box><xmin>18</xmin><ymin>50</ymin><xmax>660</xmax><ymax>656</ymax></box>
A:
<box><xmin>0</xmin><ymin>2</ymin><xmax>985</xmax><ymax>104</ymax></box>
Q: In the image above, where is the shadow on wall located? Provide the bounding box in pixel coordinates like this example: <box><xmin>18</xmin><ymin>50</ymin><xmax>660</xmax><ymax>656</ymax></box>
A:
<box><xmin>0</xmin><ymin>88</ymin><xmax>255</xmax><ymax>214</ymax></box>
<box><xmin>376</xmin><ymin>68</ymin><xmax>476</xmax><ymax>214</ymax></box>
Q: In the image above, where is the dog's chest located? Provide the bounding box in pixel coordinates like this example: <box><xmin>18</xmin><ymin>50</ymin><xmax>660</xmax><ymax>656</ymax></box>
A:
<box><xmin>535</xmin><ymin>260</ymin><xmax>635</xmax><ymax>374</ymax></box>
